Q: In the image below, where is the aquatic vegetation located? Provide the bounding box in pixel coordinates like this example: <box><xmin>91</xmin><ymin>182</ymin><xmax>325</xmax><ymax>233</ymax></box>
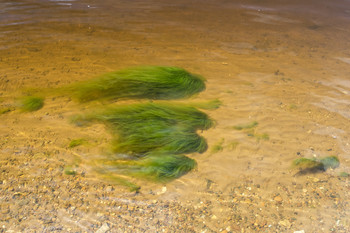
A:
<box><xmin>319</xmin><ymin>156</ymin><xmax>340</xmax><ymax>170</ymax></box>
<box><xmin>20</xmin><ymin>96</ymin><xmax>44</xmax><ymax>112</ymax></box>
<box><xmin>19</xmin><ymin>65</ymin><xmax>218</xmax><ymax>186</ymax></box>
<box><xmin>64</xmin><ymin>166</ymin><xmax>77</xmax><ymax>175</ymax></box>
<box><xmin>339</xmin><ymin>172</ymin><xmax>349</xmax><ymax>177</ymax></box>
<box><xmin>96</xmin><ymin>170</ymin><xmax>140</xmax><ymax>192</ymax></box>
<box><xmin>188</xmin><ymin>99</ymin><xmax>222</xmax><ymax>110</ymax></box>
<box><xmin>292</xmin><ymin>156</ymin><xmax>340</xmax><ymax>174</ymax></box>
<box><xmin>233</xmin><ymin>121</ymin><xmax>258</xmax><ymax>130</ymax></box>
<box><xmin>129</xmin><ymin>154</ymin><xmax>197</xmax><ymax>182</ymax></box>
<box><xmin>67</xmin><ymin>66</ymin><xmax>206</xmax><ymax>102</ymax></box>
<box><xmin>100</xmin><ymin>154</ymin><xmax>197</xmax><ymax>182</ymax></box>
<box><xmin>0</xmin><ymin>107</ymin><xmax>12</xmax><ymax>114</ymax></box>
<box><xmin>233</xmin><ymin>121</ymin><xmax>269</xmax><ymax>141</ymax></box>
<box><xmin>68</xmin><ymin>138</ymin><xmax>87</xmax><ymax>148</ymax></box>
<box><xmin>79</xmin><ymin>102</ymin><xmax>214</xmax><ymax>156</ymax></box>
<box><xmin>248</xmin><ymin>132</ymin><xmax>270</xmax><ymax>141</ymax></box>
<box><xmin>292</xmin><ymin>158</ymin><xmax>324</xmax><ymax>170</ymax></box>
<box><xmin>228</xmin><ymin>141</ymin><xmax>239</xmax><ymax>150</ymax></box>
<box><xmin>71</xmin><ymin>101</ymin><xmax>215</xmax><ymax>184</ymax></box>
<box><xmin>289</xmin><ymin>104</ymin><xmax>298</xmax><ymax>110</ymax></box>
<box><xmin>211</xmin><ymin>138</ymin><xmax>225</xmax><ymax>154</ymax></box>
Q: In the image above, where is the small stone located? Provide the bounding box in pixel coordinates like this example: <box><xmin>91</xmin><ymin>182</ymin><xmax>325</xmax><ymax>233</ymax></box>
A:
<box><xmin>312</xmin><ymin>178</ymin><xmax>319</xmax><ymax>183</ymax></box>
<box><xmin>274</xmin><ymin>196</ymin><xmax>283</xmax><ymax>202</ymax></box>
<box><xmin>211</xmin><ymin>215</ymin><xmax>217</xmax><ymax>220</ymax></box>
<box><xmin>95</xmin><ymin>223</ymin><xmax>110</xmax><ymax>233</ymax></box>
<box><xmin>293</xmin><ymin>231</ymin><xmax>305</xmax><ymax>233</ymax></box>
<box><xmin>157</xmin><ymin>186</ymin><xmax>167</xmax><ymax>194</ymax></box>
<box><xmin>106</xmin><ymin>186</ymin><xmax>113</xmax><ymax>192</ymax></box>
<box><xmin>278</xmin><ymin>219</ymin><xmax>291</xmax><ymax>228</ymax></box>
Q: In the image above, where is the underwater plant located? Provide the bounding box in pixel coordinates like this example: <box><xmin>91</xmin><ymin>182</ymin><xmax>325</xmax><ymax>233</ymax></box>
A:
<box><xmin>233</xmin><ymin>121</ymin><xmax>258</xmax><ymax>130</ymax></box>
<box><xmin>339</xmin><ymin>172</ymin><xmax>349</xmax><ymax>177</ymax></box>
<box><xmin>20</xmin><ymin>96</ymin><xmax>44</xmax><ymax>112</ymax></box>
<box><xmin>247</xmin><ymin>132</ymin><xmax>269</xmax><ymax>141</ymax></box>
<box><xmin>292</xmin><ymin>156</ymin><xmax>340</xmax><ymax>174</ymax></box>
<box><xmin>228</xmin><ymin>141</ymin><xmax>239</xmax><ymax>150</ymax></box>
<box><xmin>187</xmin><ymin>99</ymin><xmax>222</xmax><ymax>110</ymax></box>
<box><xmin>64</xmin><ymin>166</ymin><xmax>77</xmax><ymax>176</ymax></box>
<box><xmin>67</xmin><ymin>66</ymin><xmax>206</xmax><ymax>102</ymax></box>
<box><xmin>77</xmin><ymin>102</ymin><xmax>215</xmax><ymax>156</ymax></box>
<box><xmin>0</xmin><ymin>107</ymin><xmax>12</xmax><ymax>114</ymax></box>
<box><xmin>68</xmin><ymin>138</ymin><xmax>87</xmax><ymax>148</ymax></box>
<box><xmin>130</xmin><ymin>154</ymin><xmax>197</xmax><ymax>181</ymax></box>
<box><xmin>100</xmin><ymin>154</ymin><xmax>197</xmax><ymax>182</ymax></box>
<box><xmin>211</xmin><ymin>138</ymin><xmax>225</xmax><ymax>154</ymax></box>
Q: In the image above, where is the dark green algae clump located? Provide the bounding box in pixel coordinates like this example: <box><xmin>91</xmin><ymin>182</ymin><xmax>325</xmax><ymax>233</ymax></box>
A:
<box><xmin>77</xmin><ymin>102</ymin><xmax>215</xmax><ymax>156</ymax></box>
<box><xmin>19</xmin><ymin>96</ymin><xmax>44</xmax><ymax>112</ymax></box>
<box><xmin>68</xmin><ymin>66</ymin><xmax>206</xmax><ymax>102</ymax></box>
<box><xmin>73</xmin><ymin>101</ymin><xmax>215</xmax><ymax>184</ymax></box>
<box><xmin>292</xmin><ymin>156</ymin><xmax>340</xmax><ymax>175</ymax></box>
<box><xmin>100</xmin><ymin>154</ymin><xmax>197</xmax><ymax>183</ymax></box>
<box><xmin>19</xmin><ymin>66</ymin><xmax>217</xmax><ymax>188</ymax></box>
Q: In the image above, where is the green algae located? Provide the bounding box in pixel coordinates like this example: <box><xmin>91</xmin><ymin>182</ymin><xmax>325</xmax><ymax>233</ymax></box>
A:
<box><xmin>292</xmin><ymin>156</ymin><xmax>340</xmax><ymax>174</ymax></box>
<box><xmin>233</xmin><ymin>121</ymin><xmax>269</xmax><ymax>141</ymax></box>
<box><xmin>77</xmin><ymin>102</ymin><xmax>215</xmax><ymax>156</ymax></box>
<box><xmin>97</xmin><ymin>170</ymin><xmax>140</xmax><ymax>192</ymax></box>
<box><xmin>233</xmin><ymin>121</ymin><xmax>258</xmax><ymax>130</ymax></box>
<box><xmin>18</xmin><ymin>66</ymin><xmax>218</xmax><ymax>187</ymax></box>
<box><xmin>64</xmin><ymin>166</ymin><xmax>77</xmax><ymax>175</ymax></box>
<box><xmin>228</xmin><ymin>141</ymin><xmax>239</xmax><ymax>150</ymax></box>
<box><xmin>339</xmin><ymin>172</ymin><xmax>349</xmax><ymax>177</ymax></box>
<box><xmin>211</xmin><ymin>138</ymin><xmax>224</xmax><ymax>154</ymax></box>
<box><xmin>0</xmin><ymin>107</ymin><xmax>12</xmax><ymax>114</ymax></box>
<box><xmin>71</xmin><ymin>101</ymin><xmax>215</xmax><ymax>183</ymax></box>
<box><xmin>94</xmin><ymin>153</ymin><xmax>196</xmax><ymax>185</ymax></box>
<box><xmin>129</xmin><ymin>154</ymin><xmax>197</xmax><ymax>182</ymax></box>
<box><xmin>319</xmin><ymin>156</ymin><xmax>340</xmax><ymax>170</ymax></box>
<box><xmin>187</xmin><ymin>99</ymin><xmax>222</xmax><ymax>110</ymax></box>
<box><xmin>68</xmin><ymin>138</ymin><xmax>87</xmax><ymax>148</ymax></box>
<box><xmin>20</xmin><ymin>96</ymin><xmax>44</xmax><ymax>112</ymax></box>
<box><xmin>292</xmin><ymin>158</ymin><xmax>324</xmax><ymax>170</ymax></box>
<box><xmin>67</xmin><ymin>66</ymin><xmax>206</xmax><ymax>102</ymax></box>
<box><xmin>248</xmin><ymin>132</ymin><xmax>269</xmax><ymax>141</ymax></box>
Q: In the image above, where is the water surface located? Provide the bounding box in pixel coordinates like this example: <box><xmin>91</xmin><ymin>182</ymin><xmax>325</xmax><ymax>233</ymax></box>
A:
<box><xmin>1</xmin><ymin>0</ymin><xmax>350</xmax><ymax>232</ymax></box>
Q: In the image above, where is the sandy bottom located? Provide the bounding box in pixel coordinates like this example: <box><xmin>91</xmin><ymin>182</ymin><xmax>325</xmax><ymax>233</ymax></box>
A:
<box><xmin>1</xmin><ymin>0</ymin><xmax>350</xmax><ymax>232</ymax></box>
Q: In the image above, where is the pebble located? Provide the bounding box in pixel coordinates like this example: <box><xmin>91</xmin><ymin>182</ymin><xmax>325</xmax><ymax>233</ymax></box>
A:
<box><xmin>157</xmin><ymin>186</ymin><xmax>167</xmax><ymax>195</ymax></box>
<box><xmin>278</xmin><ymin>219</ymin><xmax>291</xmax><ymax>228</ymax></box>
<box><xmin>274</xmin><ymin>196</ymin><xmax>283</xmax><ymax>203</ymax></box>
<box><xmin>95</xmin><ymin>223</ymin><xmax>110</xmax><ymax>233</ymax></box>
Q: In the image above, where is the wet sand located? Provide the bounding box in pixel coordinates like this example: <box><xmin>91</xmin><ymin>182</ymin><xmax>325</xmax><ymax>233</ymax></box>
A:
<box><xmin>1</xmin><ymin>0</ymin><xmax>350</xmax><ymax>232</ymax></box>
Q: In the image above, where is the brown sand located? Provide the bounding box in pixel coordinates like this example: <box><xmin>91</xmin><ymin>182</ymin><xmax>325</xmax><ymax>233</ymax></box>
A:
<box><xmin>1</xmin><ymin>0</ymin><xmax>350</xmax><ymax>232</ymax></box>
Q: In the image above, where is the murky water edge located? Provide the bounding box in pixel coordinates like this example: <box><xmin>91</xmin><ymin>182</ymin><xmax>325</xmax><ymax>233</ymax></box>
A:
<box><xmin>1</xmin><ymin>0</ymin><xmax>350</xmax><ymax>232</ymax></box>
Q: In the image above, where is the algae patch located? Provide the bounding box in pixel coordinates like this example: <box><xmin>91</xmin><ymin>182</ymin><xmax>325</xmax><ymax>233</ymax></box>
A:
<box><xmin>19</xmin><ymin>66</ymin><xmax>218</xmax><ymax>188</ymax></box>
<box><xmin>67</xmin><ymin>66</ymin><xmax>206</xmax><ymax>102</ymax></box>
<box><xmin>292</xmin><ymin>156</ymin><xmax>340</xmax><ymax>175</ymax></box>
<box><xmin>19</xmin><ymin>96</ymin><xmax>44</xmax><ymax>112</ymax></box>
<box><xmin>211</xmin><ymin>138</ymin><xmax>225</xmax><ymax>154</ymax></box>
<box><xmin>68</xmin><ymin>138</ymin><xmax>87</xmax><ymax>148</ymax></box>
<box><xmin>233</xmin><ymin>121</ymin><xmax>258</xmax><ymax>130</ymax></box>
<box><xmin>233</xmin><ymin>121</ymin><xmax>269</xmax><ymax>141</ymax></box>
<box><xmin>77</xmin><ymin>102</ymin><xmax>214</xmax><ymax>156</ymax></box>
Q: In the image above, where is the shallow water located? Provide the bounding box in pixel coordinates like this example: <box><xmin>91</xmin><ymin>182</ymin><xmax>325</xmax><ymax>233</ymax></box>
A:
<box><xmin>1</xmin><ymin>0</ymin><xmax>350</xmax><ymax>232</ymax></box>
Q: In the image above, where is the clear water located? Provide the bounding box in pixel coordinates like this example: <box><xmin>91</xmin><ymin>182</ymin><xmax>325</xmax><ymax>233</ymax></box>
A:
<box><xmin>1</xmin><ymin>0</ymin><xmax>350</xmax><ymax>232</ymax></box>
